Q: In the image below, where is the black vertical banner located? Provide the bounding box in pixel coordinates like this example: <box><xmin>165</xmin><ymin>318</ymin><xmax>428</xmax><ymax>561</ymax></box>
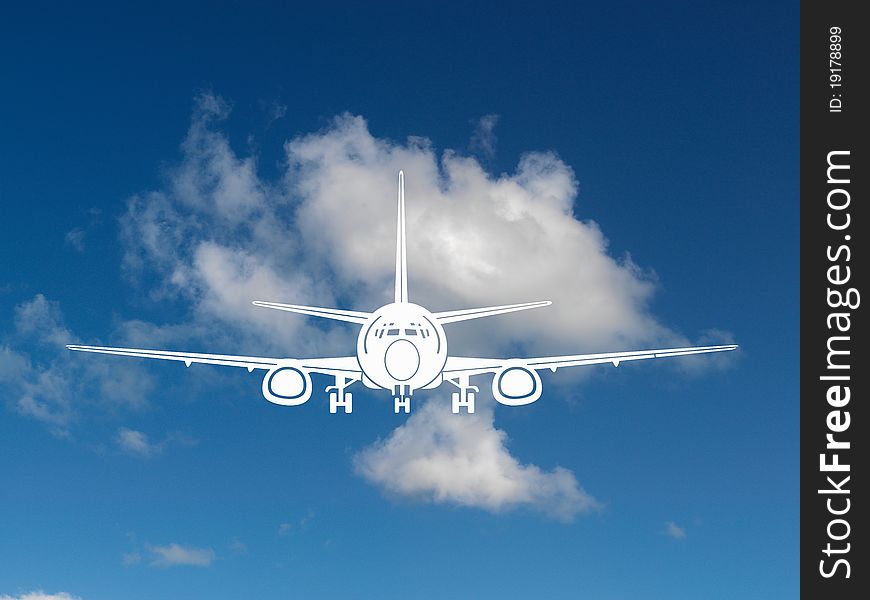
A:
<box><xmin>801</xmin><ymin>0</ymin><xmax>866</xmax><ymax>596</ymax></box>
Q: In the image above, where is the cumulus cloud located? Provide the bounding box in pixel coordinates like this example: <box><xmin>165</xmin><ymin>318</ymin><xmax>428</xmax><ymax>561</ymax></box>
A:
<box><xmin>0</xmin><ymin>593</ymin><xmax>81</xmax><ymax>600</ymax></box>
<box><xmin>664</xmin><ymin>521</ymin><xmax>687</xmax><ymax>540</ymax></box>
<box><xmin>119</xmin><ymin>96</ymin><xmax>352</xmax><ymax>358</ymax></box>
<box><xmin>354</xmin><ymin>397</ymin><xmax>599</xmax><ymax>520</ymax></box>
<box><xmin>121</xmin><ymin>95</ymin><xmax>703</xmax><ymax>361</ymax></box>
<box><xmin>145</xmin><ymin>543</ymin><xmax>215</xmax><ymax>567</ymax></box>
<box><xmin>286</xmin><ymin>116</ymin><xmax>701</xmax><ymax>359</ymax></box>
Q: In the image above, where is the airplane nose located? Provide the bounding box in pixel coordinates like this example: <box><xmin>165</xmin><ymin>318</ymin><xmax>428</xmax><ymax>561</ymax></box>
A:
<box><xmin>384</xmin><ymin>339</ymin><xmax>420</xmax><ymax>381</ymax></box>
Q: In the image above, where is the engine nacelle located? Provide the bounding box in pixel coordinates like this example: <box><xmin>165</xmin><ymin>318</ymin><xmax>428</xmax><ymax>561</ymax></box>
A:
<box><xmin>262</xmin><ymin>363</ymin><xmax>312</xmax><ymax>406</ymax></box>
<box><xmin>492</xmin><ymin>362</ymin><xmax>542</xmax><ymax>406</ymax></box>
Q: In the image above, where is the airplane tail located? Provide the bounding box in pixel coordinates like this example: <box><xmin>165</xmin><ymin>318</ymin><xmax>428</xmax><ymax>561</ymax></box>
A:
<box><xmin>395</xmin><ymin>170</ymin><xmax>408</xmax><ymax>304</ymax></box>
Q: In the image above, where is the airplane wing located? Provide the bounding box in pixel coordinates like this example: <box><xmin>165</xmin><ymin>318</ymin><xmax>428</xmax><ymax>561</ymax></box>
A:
<box><xmin>66</xmin><ymin>345</ymin><xmax>361</xmax><ymax>378</ymax></box>
<box><xmin>443</xmin><ymin>344</ymin><xmax>738</xmax><ymax>378</ymax></box>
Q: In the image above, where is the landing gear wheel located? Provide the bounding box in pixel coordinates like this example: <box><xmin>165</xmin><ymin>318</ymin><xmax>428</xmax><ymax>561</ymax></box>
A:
<box><xmin>329</xmin><ymin>391</ymin><xmax>353</xmax><ymax>414</ymax></box>
<box><xmin>394</xmin><ymin>396</ymin><xmax>411</xmax><ymax>414</ymax></box>
<box><xmin>452</xmin><ymin>390</ymin><xmax>476</xmax><ymax>414</ymax></box>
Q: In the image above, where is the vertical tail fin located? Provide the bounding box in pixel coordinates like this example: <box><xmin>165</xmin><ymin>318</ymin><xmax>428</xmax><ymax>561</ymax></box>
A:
<box><xmin>394</xmin><ymin>170</ymin><xmax>408</xmax><ymax>303</ymax></box>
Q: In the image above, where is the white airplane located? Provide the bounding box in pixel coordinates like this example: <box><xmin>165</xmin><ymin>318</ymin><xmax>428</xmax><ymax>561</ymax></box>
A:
<box><xmin>68</xmin><ymin>171</ymin><xmax>737</xmax><ymax>414</ymax></box>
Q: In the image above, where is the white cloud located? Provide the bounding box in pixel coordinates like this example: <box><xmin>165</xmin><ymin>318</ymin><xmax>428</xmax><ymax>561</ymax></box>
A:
<box><xmin>265</xmin><ymin>99</ymin><xmax>288</xmax><ymax>126</ymax></box>
<box><xmin>64</xmin><ymin>228</ymin><xmax>86</xmax><ymax>251</ymax></box>
<box><xmin>116</xmin><ymin>428</ymin><xmax>155</xmax><ymax>456</ymax></box>
<box><xmin>469</xmin><ymin>114</ymin><xmax>499</xmax><ymax>160</ymax></box>
<box><xmin>146</xmin><ymin>543</ymin><xmax>215</xmax><ymax>567</ymax></box>
<box><xmin>0</xmin><ymin>593</ymin><xmax>81</xmax><ymax>600</ymax></box>
<box><xmin>277</xmin><ymin>510</ymin><xmax>314</xmax><ymax>536</ymax></box>
<box><xmin>63</xmin><ymin>208</ymin><xmax>102</xmax><ymax>252</ymax></box>
<box><xmin>118</xmin><ymin>98</ymin><xmax>353</xmax><ymax>358</ymax></box>
<box><xmin>283</xmin><ymin>113</ymin><xmax>700</xmax><ymax>358</ymax></box>
<box><xmin>0</xmin><ymin>296</ymin><xmax>79</xmax><ymax>433</ymax></box>
<box><xmin>354</xmin><ymin>397</ymin><xmax>599</xmax><ymax>521</ymax></box>
<box><xmin>0</xmin><ymin>295</ymin><xmax>153</xmax><ymax>436</ymax></box>
<box><xmin>12</xmin><ymin>294</ymin><xmax>72</xmax><ymax>348</ymax></box>
<box><xmin>664</xmin><ymin>521</ymin><xmax>687</xmax><ymax>540</ymax></box>
<box><xmin>120</xmin><ymin>97</ymin><xmax>712</xmax><ymax>361</ymax></box>
<box><xmin>115</xmin><ymin>428</ymin><xmax>196</xmax><ymax>458</ymax></box>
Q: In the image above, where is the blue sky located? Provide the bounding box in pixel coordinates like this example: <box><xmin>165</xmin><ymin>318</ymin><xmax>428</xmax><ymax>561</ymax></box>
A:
<box><xmin>0</xmin><ymin>2</ymin><xmax>797</xmax><ymax>599</ymax></box>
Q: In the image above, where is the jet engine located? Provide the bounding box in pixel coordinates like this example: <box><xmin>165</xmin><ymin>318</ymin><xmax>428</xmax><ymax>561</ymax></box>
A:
<box><xmin>492</xmin><ymin>362</ymin><xmax>542</xmax><ymax>406</ymax></box>
<box><xmin>262</xmin><ymin>363</ymin><xmax>312</xmax><ymax>406</ymax></box>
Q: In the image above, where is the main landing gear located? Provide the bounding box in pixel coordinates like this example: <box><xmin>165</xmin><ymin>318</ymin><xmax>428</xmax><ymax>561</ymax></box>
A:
<box><xmin>450</xmin><ymin>374</ymin><xmax>478</xmax><ymax>414</ymax></box>
<box><xmin>393</xmin><ymin>385</ymin><xmax>412</xmax><ymax>414</ymax></box>
<box><xmin>327</xmin><ymin>376</ymin><xmax>353</xmax><ymax>414</ymax></box>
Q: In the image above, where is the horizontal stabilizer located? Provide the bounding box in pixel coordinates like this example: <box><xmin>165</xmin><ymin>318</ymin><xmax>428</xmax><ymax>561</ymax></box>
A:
<box><xmin>252</xmin><ymin>301</ymin><xmax>370</xmax><ymax>324</ymax></box>
<box><xmin>434</xmin><ymin>300</ymin><xmax>552</xmax><ymax>324</ymax></box>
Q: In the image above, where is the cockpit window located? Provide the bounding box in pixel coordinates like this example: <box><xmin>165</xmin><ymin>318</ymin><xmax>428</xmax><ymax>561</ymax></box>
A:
<box><xmin>373</xmin><ymin>321</ymin><xmax>433</xmax><ymax>339</ymax></box>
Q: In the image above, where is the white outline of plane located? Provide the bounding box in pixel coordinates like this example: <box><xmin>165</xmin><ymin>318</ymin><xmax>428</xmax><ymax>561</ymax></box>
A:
<box><xmin>68</xmin><ymin>171</ymin><xmax>737</xmax><ymax>414</ymax></box>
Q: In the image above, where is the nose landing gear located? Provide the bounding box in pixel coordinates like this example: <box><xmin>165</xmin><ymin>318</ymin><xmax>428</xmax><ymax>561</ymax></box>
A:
<box><xmin>393</xmin><ymin>385</ymin><xmax>412</xmax><ymax>414</ymax></box>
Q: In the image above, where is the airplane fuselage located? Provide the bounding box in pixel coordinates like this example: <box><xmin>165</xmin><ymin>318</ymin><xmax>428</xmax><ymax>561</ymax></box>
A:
<box><xmin>356</xmin><ymin>302</ymin><xmax>447</xmax><ymax>394</ymax></box>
